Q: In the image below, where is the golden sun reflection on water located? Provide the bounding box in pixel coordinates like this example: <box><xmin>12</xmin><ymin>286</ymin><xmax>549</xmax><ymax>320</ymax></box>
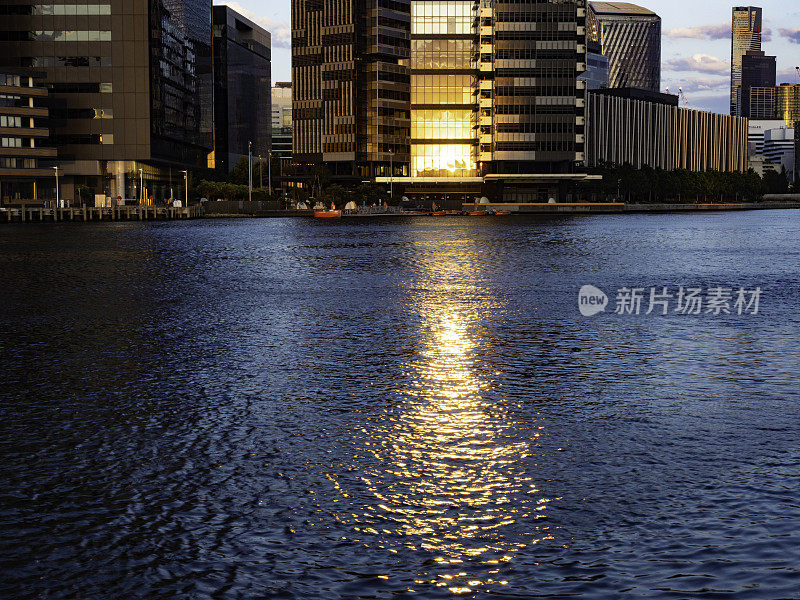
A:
<box><xmin>329</xmin><ymin>262</ymin><xmax>553</xmax><ymax>594</ymax></box>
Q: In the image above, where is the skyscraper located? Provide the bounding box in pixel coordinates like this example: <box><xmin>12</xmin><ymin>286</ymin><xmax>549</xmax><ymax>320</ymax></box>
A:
<box><xmin>731</xmin><ymin>6</ymin><xmax>763</xmax><ymax>117</ymax></box>
<box><xmin>291</xmin><ymin>0</ymin><xmax>410</xmax><ymax>183</ymax></box>
<box><xmin>212</xmin><ymin>5</ymin><xmax>271</xmax><ymax>173</ymax></box>
<box><xmin>740</xmin><ymin>50</ymin><xmax>776</xmax><ymax>118</ymax></box>
<box><xmin>588</xmin><ymin>2</ymin><xmax>661</xmax><ymax>93</ymax></box>
<box><xmin>0</xmin><ymin>0</ymin><xmax>213</xmax><ymax>204</ymax></box>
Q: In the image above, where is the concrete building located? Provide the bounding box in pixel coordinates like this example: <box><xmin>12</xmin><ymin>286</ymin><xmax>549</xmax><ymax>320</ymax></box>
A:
<box><xmin>271</xmin><ymin>82</ymin><xmax>292</xmax><ymax>159</ymax></box>
<box><xmin>731</xmin><ymin>6</ymin><xmax>763</xmax><ymax>117</ymax></box>
<box><xmin>586</xmin><ymin>88</ymin><xmax>749</xmax><ymax>173</ymax></box>
<box><xmin>0</xmin><ymin>69</ymin><xmax>57</xmax><ymax>206</ymax></box>
<box><xmin>0</xmin><ymin>0</ymin><xmax>214</xmax><ymax>205</ymax></box>
<box><xmin>588</xmin><ymin>2</ymin><xmax>661</xmax><ymax>93</ymax></box>
<box><xmin>748</xmin><ymin>119</ymin><xmax>785</xmax><ymax>156</ymax></box>
<box><xmin>212</xmin><ymin>5</ymin><xmax>271</xmax><ymax>173</ymax></box>
<box><xmin>740</xmin><ymin>50</ymin><xmax>775</xmax><ymax>118</ymax></box>
<box><xmin>763</xmin><ymin>126</ymin><xmax>795</xmax><ymax>181</ymax></box>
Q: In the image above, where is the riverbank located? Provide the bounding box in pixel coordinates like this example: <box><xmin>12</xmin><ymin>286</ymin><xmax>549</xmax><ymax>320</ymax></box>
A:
<box><xmin>3</xmin><ymin>200</ymin><xmax>800</xmax><ymax>223</ymax></box>
<box><xmin>458</xmin><ymin>201</ymin><xmax>800</xmax><ymax>214</ymax></box>
<box><xmin>0</xmin><ymin>205</ymin><xmax>201</xmax><ymax>223</ymax></box>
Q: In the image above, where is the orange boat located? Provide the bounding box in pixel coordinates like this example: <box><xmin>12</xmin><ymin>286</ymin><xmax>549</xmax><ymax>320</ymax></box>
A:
<box><xmin>402</xmin><ymin>210</ymin><xmax>429</xmax><ymax>215</ymax></box>
<box><xmin>467</xmin><ymin>210</ymin><xmax>489</xmax><ymax>216</ymax></box>
<box><xmin>432</xmin><ymin>210</ymin><xmax>449</xmax><ymax>216</ymax></box>
<box><xmin>314</xmin><ymin>209</ymin><xmax>342</xmax><ymax>218</ymax></box>
<box><xmin>493</xmin><ymin>210</ymin><xmax>512</xmax><ymax>215</ymax></box>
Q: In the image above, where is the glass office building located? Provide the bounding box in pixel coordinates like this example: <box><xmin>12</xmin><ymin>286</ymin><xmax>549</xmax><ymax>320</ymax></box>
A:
<box><xmin>0</xmin><ymin>0</ymin><xmax>214</xmax><ymax>204</ymax></box>
<box><xmin>588</xmin><ymin>2</ymin><xmax>661</xmax><ymax>93</ymax></box>
<box><xmin>212</xmin><ymin>5</ymin><xmax>271</xmax><ymax>172</ymax></box>
<box><xmin>293</xmin><ymin>0</ymin><xmax>595</xmax><ymax>204</ymax></box>
<box><xmin>410</xmin><ymin>1</ymin><xmax>478</xmax><ymax>178</ymax></box>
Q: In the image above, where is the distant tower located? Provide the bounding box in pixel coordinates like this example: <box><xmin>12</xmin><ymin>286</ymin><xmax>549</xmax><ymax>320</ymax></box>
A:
<box><xmin>588</xmin><ymin>2</ymin><xmax>661</xmax><ymax>93</ymax></box>
<box><xmin>731</xmin><ymin>6</ymin><xmax>763</xmax><ymax>117</ymax></box>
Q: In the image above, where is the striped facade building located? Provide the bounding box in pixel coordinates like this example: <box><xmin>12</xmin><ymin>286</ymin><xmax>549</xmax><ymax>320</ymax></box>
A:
<box><xmin>586</xmin><ymin>90</ymin><xmax>749</xmax><ymax>173</ymax></box>
<box><xmin>588</xmin><ymin>2</ymin><xmax>660</xmax><ymax>93</ymax></box>
<box><xmin>291</xmin><ymin>0</ymin><xmax>411</xmax><ymax>181</ymax></box>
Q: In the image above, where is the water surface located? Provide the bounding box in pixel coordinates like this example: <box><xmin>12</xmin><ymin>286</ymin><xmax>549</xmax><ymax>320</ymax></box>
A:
<box><xmin>1</xmin><ymin>212</ymin><xmax>799</xmax><ymax>598</ymax></box>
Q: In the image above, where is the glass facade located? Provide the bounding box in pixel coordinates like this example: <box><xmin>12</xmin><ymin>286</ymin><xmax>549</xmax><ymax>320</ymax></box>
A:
<box><xmin>776</xmin><ymin>84</ymin><xmax>800</xmax><ymax>128</ymax></box>
<box><xmin>587</xmin><ymin>4</ymin><xmax>661</xmax><ymax>92</ymax></box>
<box><xmin>212</xmin><ymin>5</ymin><xmax>271</xmax><ymax>172</ymax></box>
<box><xmin>410</xmin><ymin>0</ymin><xmax>477</xmax><ymax>178</ymax></box>
<box><xmin>731</xmin><ymin>7</ymin><xmax>762</xmax><ymax>117</ymax></box>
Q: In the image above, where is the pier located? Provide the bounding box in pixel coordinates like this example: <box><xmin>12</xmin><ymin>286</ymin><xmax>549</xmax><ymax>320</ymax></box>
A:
<box><xmin>0</xmin><ymin>205</ymin><xmax>202</xmax><ymax>223</ymax></box>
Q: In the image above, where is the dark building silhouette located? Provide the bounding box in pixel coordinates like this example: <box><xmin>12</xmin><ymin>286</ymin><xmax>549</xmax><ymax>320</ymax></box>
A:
<box><xmin>0</xmin><ymin>0</ymin><xmax>213</xmax><ymax>204</ymax></box>
<box><xmin>740</xmin><ymin>50</ymin><xmax>776</xmax><ymax>118</ymax></box>
<box><xmin>212</xmin><ymin>5</ymin><xmax>271</xmax><ymax>172</ymax></box>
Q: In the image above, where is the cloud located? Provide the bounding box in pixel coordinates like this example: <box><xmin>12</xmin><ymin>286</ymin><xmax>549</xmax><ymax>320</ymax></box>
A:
<box><xmin>664</xmin><ymin>54</ymin><xmax>730</xmax><ymax>75</ymax></box>
<box><xmin>777</xmin><ymin>67</ymin><xmax>800</xmax><ymax>84</ymax></box>
<box><xmin>663</xmin><ymin>77</ymin><xmax>729</xmax><ymax>94</ymax></box>
<box><xmin>778</xmin><ymin>28</ymin><xmax>800</xmax><ymax>44</ymax></box>
<box><xmin>217</xmin><ymin>2</ymin><xmax>291</xmax><ymax>49</ymax></box>
<box><xmin>665</xmin><ymin>23</ymin><xmax>729</xmax><ymax>40</ymax></box>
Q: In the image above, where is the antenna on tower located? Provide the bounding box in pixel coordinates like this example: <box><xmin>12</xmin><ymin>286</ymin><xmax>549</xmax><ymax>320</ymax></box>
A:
<box><xmin>795</xmin><ymin>66</ymin><xmax>800</xmax><ymax>82</ymax></box>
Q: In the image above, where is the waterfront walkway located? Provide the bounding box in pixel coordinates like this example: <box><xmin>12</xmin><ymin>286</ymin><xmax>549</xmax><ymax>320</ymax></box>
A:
<box><xmin>1</xmin><ymin>205</ymin><xmax>202</xmax><ymax>223</ymax></box>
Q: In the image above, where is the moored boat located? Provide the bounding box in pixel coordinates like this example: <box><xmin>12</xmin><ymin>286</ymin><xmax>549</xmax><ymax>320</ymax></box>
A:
<box><xmin>314</xmin><ymin>209</ymin><xmax>342</xmax><ymax>218</ymax></box>
<box><xmin>493</xmin><ymin>210</ymin><xmax>512</xmax><ymax>215</ymax></box>
<box><xmin>467</xmin><ymin>210</ymin><xmax>489</xmax><ymax>216</ymax></box>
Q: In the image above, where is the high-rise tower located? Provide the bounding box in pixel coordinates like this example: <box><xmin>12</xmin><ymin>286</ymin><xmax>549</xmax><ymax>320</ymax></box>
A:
<box><xmin>731</xmin><ymin>6</ymin><xmax>763</xmax><ymax>117</ymax></box>
<box><xmin>588</xmin><ymin>2</ymin><xmax>661</xmax><ymax>92</ymax></box>
<box><xmin>291</xmin><ymin>0</ymin><xmax>411</xmax><ymax>183</ymax></box>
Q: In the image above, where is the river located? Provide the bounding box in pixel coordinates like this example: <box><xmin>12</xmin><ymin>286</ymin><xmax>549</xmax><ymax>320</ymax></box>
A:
<box><xmin>1</xmin><ymin>211</ymin><xmax>799</xmax><ymax>598</ymax></box>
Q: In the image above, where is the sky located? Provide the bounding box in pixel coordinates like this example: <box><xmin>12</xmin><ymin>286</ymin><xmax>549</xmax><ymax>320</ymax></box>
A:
<box><xmin>219</xmin><ymin>0</ymin><xmax>800</xmax><ymax>114</ymax></box>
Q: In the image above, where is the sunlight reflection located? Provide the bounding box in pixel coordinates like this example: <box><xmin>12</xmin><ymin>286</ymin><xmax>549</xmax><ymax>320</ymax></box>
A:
<box><xmin>328</xmin><ymin>249</ymin><xmax>552</xmax><ymax>593</ymax></box>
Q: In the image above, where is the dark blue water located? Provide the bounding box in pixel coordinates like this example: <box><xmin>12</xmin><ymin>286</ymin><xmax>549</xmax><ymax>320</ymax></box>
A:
<box><xmin>1</xmin><ymin>212</ymin><xmax>799</xmax><ymax>599</ymax></box>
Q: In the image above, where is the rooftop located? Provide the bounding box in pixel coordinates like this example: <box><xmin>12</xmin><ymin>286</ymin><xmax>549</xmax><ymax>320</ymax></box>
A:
<box><xmin>589</xmin><ymin>2</ymin><xmax>657</xmax><ymax>16</ymax></box>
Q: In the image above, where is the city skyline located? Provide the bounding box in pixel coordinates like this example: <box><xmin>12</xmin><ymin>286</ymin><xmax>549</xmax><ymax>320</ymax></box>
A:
<box><xmin>222</xmin><ymin>0</ymin><xmax>800</xmax><ymax>114</ymax></box>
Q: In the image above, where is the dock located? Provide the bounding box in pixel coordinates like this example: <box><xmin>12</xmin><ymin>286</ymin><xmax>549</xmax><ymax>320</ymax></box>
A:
<box><xmin>0</xmin><ymin>205</ymin><xmax>202</xmax><ymax>223</ymax></box>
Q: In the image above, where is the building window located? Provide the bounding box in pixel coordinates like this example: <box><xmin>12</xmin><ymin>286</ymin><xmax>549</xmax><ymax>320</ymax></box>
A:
<box><xmin>0</xmin><ymin>116</ymin><xmax>23</xmax><ymax>128</ymax></box>
<box><xmin>1</xmin><ymin>137</ymin><xmax>23</xmax><ymax>148</ymax></box>
<box><xmin>0</xmin><ymin>74</ymin><xmax>22</xmax><ymax>87</ymax></box>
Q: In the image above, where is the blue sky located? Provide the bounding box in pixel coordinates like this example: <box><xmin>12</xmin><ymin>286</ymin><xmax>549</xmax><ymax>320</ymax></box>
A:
<box><xmin>219</xmin><ymin>0</ymin><xmax>800</xmax><ymax>113</ymax></box>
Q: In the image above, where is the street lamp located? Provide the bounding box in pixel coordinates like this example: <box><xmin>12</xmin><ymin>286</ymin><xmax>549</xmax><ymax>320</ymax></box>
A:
<box><xmin>258</xmin><ymin>155</ymin><xmax>262</xmax><ymax>189</ymax></box>
<box><xmin>181</xmin><ymin>170</ymin><xmax>188</xmax><ymax>207</ymax></box>
<box><xmin>52</xmin><ymin>166</ymin><xmax>59</xmax><ymax>208</ymax></box>
<box><xmin>389</xmin><ymin>149</ymin><xmax>394</xmax><ymax>200</ymax></box>
<box><xmin>248</xmin><ymin>141</ymin><xmax>252</xmax><ymax>203</ymax></box>
<box><xmin>268</xmin><ymin>150</ymin><xmax>273</xmax><ymax>197</ymax></box>
<box><xmin>138</xmin><ymin>168</ymin><xmax>144</xmax><ymax>205</ymax></box>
